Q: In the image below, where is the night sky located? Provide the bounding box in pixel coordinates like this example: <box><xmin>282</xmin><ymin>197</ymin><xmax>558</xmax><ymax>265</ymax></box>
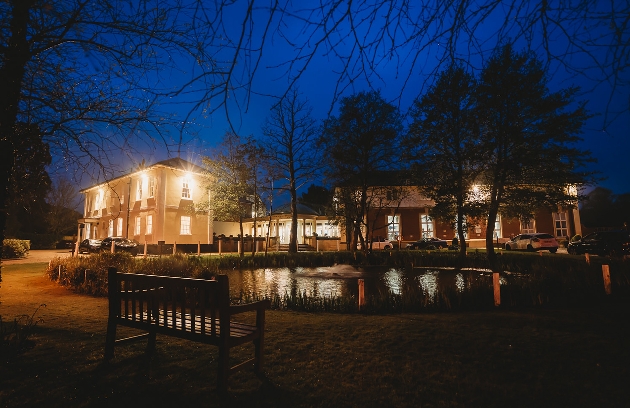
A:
<box><xmin>123</xmin><ymin>3</ymin><xmax>630</xmax><ymax>196</ymax></box>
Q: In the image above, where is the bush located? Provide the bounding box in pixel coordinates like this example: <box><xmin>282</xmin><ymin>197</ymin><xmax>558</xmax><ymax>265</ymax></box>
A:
<box><xmin>2</xmin><ymin>239</ymin><xmax>30</xmax><ymax>259</ymax></box>
<box><xmin>571</xmin><ymin>234</ymin><xmax>582</xmax><ymax>242</ymax></box>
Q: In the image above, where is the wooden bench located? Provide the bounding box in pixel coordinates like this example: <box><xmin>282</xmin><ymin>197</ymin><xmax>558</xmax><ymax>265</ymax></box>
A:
<box><xmin>104</xmin><ymin>267</ymin><xmax>270</xmax><ymax>391</ymax></box>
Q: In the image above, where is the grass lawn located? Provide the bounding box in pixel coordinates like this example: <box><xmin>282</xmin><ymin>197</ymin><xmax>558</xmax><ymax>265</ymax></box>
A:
<box><xmin>1</xmin><ymin>262</ymin><xmax>630</xmax><ymax>407</ymax></box>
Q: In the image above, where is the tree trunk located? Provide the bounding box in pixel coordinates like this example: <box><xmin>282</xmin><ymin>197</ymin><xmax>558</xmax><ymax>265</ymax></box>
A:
<box><xmin>0</xmin><ymin>2</ymin><xmax>34</xmax><ymax>283</ymax></box>
<box><xmin>289</xmin><ymin>182</ymin><xmax>298</xmax><ymax>253</ymax></box>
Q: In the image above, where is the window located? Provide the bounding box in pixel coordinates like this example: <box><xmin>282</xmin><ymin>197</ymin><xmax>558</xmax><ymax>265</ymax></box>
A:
<box><xmin>85</xmin><ymin>223</ymin><xmax>91</xmax><ymax>239</ymax></box>
<box><xmin>108</xmin><ymin>220</ymin><xmax>114</xmax><ymax>237</ymax></box>
<box><xmin>135</xmin><ymin>216</ymin><xmax>141</xmax><ymax>235</ymax></box>
<box><xmin>522</xmin><ymin>220</ymin><xmax>536</xmax><ymax>234</ymax></box>
<box><xmin>136</xmin><ymin>179</ymin><xmax>142</xmax><ymax>200</ymax></box>
<box><xmin>146</xmin><ymin>215</ymin><xmax>153</xmax><ymax>235</ymax></box>
<box><xmin>494</xmin><ymin>215</ymin><xmax>502</xmax><ymax>239</ymax></box>
<box><xmin>455</xmin><ymin>215</ymin><xmax>468</xmax><ymax>239</ymax></box>
<box><xmin>387</xmin><ymin>215</ymin><xmax>400</xmax><ymax>241</ymax></box>
<box><xmin>386</xmin><ymin>189</ymin><xmax>399</xmax><ymax>201</ymax></box>
<box><xmin>553</xmin><ymin>212</ymin><xmax>568</xmax><ymax>238</ymax></box>
<box><xmin>94</xmin><ymin>191</ymin><xmax>101</xmax><ymax>211</ymax></box>
<box><xmin>182</xmin><ymin>177</ymin><xmax>191</xmax><ymax>199</ymax></box>
<box><xmin>116</xmin><ymin>218</ymin><xmax>123</xmax><ymax>236</ymax></box>
<box><xmin>180</xmin><ymin>216</ymin><xmax>191</xmax><ymax>235</ymax></box>
<box><xmin>149</xmin><ymin>177</ymin><xmax>155</xmax><ymax>198</ymax></box>
<box><xmin>420</xmin><ymin>214</ymin><xmax>434</xmax><ymax>238</ymax></box>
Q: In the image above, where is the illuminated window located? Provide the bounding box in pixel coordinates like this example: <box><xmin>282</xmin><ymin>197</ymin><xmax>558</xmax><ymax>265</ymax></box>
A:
<box><xmin>521</xmin><ymin>220</ymin><xmax>536</xmax><ymax>234</ymax></box>
<box><xmin>146</xmin><ymin>215</ymin><xmax>153</xmax><ymax>235</ymax></box>
<box><xmin>387</xmin><ymin>215</ymin><xmax>400</xmax><ymax>241</ymax></box>
<box><xmin>553</xmin><ymin>212</ymin><xmax>568</xmax><ymax>237</ymax></box>
<box><xmin>180</xmin><ymin>216</ymin><xmax>191</xmax><ymax>235</ymax></box>
<box><xmin>420</xmin><ymin>214</ymin><xmax>434</xmax><ymax>238</ymax></box>
<box><xmin>494</xmin><ymin>215</ymin><xmax>502</xmax><ymax>239</ymax></box>
<box><xmin>182</xmin><ymin>177</ymin><xmax>191</xmax><ymax>199</ymax></box>
<box><xmin>149</xmin><ymin>177</ymin><xmax>155</xmax><ymax>198</ymax></box>
<box><xmin>136</xmin><ymin>179</ymin><xmax>142</xmax><ymax>200</ymax></box>
<box><xmin>116</xmin><ymin>218</ymin><xmax>123</xmax><ymax>236</ymax></box>
<box><xmin>135</xmin><ymin>216</ymin><xmax>141</xmax><ymax>235</ymax></box>
<box><xmin>108</xmin><ymin>220</ymin><xmax>114</xmax><ymax>237</ymax></box>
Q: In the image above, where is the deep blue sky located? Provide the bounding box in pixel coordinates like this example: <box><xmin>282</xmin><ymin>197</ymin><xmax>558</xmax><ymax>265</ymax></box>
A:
<box><xmin>129</xmin><ymin>3</ymin><xmax>630</xmax><ymax>196</ymax></box>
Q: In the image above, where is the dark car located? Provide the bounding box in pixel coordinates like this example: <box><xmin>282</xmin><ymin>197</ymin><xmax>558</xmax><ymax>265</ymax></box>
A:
<box><xmin>78</xmin><ymin>239</ymin><xmax>102</xmax><ymax>254</ymax></box>
<box><xmin>406</xmin><ymin>237</ymin><xmax>448</xmax><ymax>250</ymax></box>
<box><xmin>567</xmin><ymin>230</ymin><xmax>630</xmax><ymax>256</ymax></box>
<box><xmin>100</xmin><ymin>237</ymin><xmax>139</xmax><ymax>256</ymax></box>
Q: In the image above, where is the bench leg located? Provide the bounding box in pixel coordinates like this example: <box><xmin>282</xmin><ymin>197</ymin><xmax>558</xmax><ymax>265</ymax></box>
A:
<box><xmin>104</xmin><ymin>320</ymin><xmax>117</xmax><ymax>361</ymax></box>
<box><xmin>254</xmin><ymin>336</ymin><xmax>264</xmax><ymax>373</ymax></box>
<box><xmin>217</xmin><ymin>346</ymin><xmax>229</xmax><ymax>392</ymax></box>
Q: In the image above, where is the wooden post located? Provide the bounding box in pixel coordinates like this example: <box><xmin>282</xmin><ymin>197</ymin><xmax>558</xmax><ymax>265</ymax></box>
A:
<box><xmin>493</xmin><ymin>272</ymin><xmax>501</xmax><ymax>307</ymax></box>
<box><xmin>539</xmin><ymin>250</ymin><xmax>543</xmax><ymax>256</ymax></box>
<box><xmin>602</xmin><ymin>265</ymin><xmax>612</xmax><ymax>295</ymax></box>
<box><xmin>219</xmin><ymin>239</ymin><xmax>222</xmax><ymax>257</ymax></box>
<box><xmin>144</xmin><ymin>242</ymin><xmax>148</xmax><ymax>257</ymax></box>
<box><xmin>111</xmin><ymin>241</ymin><xmax>115</xmax><ymax>253</ymax></box>
<box><xmin>585</xmin><ymin>253</ymin><xmax>590</xmax><ymax>264</ymax></box>
<box><xmin>197</xmin><ymin>241</ymin><xmax>201</xmax><ymax>256</ymax></box>
<box><xmin>173</xmin><ymin>241</ymin><xmax>177</xmax><ymax>255</ymax></box>
<box><xmin>58</xmin><ymin>265</ymin><xmax>62</xmax><ymax>281</ymax></box>
<box><xmin>358</xmin><ymin>279</ymin><xmax>365</xmax><ymax>311</ymax></box>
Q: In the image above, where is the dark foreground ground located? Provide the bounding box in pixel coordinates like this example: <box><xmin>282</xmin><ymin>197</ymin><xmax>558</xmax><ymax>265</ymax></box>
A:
<box><xmin>1</xmin><ymin>262</ymin><xmax>629</xmax><ymax>407</ymax></box>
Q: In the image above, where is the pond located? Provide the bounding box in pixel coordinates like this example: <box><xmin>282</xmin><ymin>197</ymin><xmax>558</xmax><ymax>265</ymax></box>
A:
<box><xmin>224</xmin><ymin>265</ymin><xmax>500</xmax><ymax>301</ymax></box>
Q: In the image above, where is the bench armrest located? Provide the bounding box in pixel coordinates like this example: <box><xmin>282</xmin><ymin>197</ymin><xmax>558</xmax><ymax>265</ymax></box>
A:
<box><xmin>228</xmin><ymin>299</ymin><xmax>270</xmax><ymax>315</ymax></box>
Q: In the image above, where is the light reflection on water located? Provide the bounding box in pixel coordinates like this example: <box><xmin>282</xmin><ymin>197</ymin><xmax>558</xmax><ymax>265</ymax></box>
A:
<box><xmin>225</xmin><ymin>266</ymin><xmax>496</xmax><ymax>299</ymax></box>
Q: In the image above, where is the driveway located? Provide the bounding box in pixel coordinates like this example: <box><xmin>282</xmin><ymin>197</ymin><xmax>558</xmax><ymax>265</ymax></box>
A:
<box><xmin>1</xmin><ymin>249</ymin><xmax>74</xmax><ymax>265</ymax></box>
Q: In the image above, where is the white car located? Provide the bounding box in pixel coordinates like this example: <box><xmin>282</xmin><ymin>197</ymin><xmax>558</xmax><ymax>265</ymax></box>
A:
<box><xmin>358</xmin><ymin>236</ymin><xmax>393</xmax><ymax>250</ymax></box>
<box><xmin>505</xmin><ymin>233</ymin><xmax>559</xmax><ymax>253</ymax></box>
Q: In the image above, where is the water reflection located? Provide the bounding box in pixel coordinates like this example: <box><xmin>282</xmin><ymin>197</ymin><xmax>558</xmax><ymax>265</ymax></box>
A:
<box><xmin>225</xmin><ymin>266</ymin><xmax>496</xmax><ymax>300</ymax></box>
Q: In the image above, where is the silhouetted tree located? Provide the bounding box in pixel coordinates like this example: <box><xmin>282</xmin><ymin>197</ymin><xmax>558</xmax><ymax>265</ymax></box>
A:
<box><xmin>476</xmin><ymin>45</ymin><xmax>594</xmax><ymax>265</ymax></box>
<box><xmin>263</xmin><ymin>89</ymin><xmax>319</xmax><ymax>253</ymax></box>
<box><xmin>319</xmin><ymin>90</ymin><xmax>403</xmax><ymax>251</ymax></box>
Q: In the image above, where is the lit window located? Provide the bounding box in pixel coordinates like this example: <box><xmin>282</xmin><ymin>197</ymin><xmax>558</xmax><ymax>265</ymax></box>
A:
<box><xmin>494</xmin><ymin>215</ymin><xmax>502</xmax><ymax>239</ymax></box>
<box><xmin>116</xmin><ymin>218</ymin><xmax>123</xmax><ymax>236</ymax></box>
<box><xmin>108</xmin><ymin>220</ymin><xmax>114</xmax><ymax>237</ymax></box>
<box><xmin>182</xmin><ymin>177</ymin><xmax>191</xmax><ymax>199</ymax></box>
<box><xmin>553</xmin><ymin>212</ymin><xmax>568</xmax><ymax>238</ymax></box>
<box><xmin>135</xmin><ymin>216</ymin><xmax>141</xmax><ymax>235</ymax></box>
<box><xmin>522</xmin><ymin>220</ymin><xmax>535</xmax><ymax>234</ymax></box>
<box><xmin>387</xmin><ymin>215</ymin><xmax>400</xmax><ymax>241</ymax></box>
<box><xmin>180</xmin><ymin>216</ymin><xmax>191</xmax><ymax>235</ymax></box>
<box><xmin>420</xmin><ymin>214</ymin><xmax>434</xmax><ymax>238</ymax></box>
<box><xmin>136</xmin><ymin>179</ymin><xmax>142</xmax><ymax>200</ymax></box>
<box><xmin>146</xmin><ymin>215</ymin><xmax>153</xmax><ymax>235</ymax></box>
<box><xmin>149</xmin><ymin>177</ymin><xmax>155</xmax><ymax>198</ymax></box>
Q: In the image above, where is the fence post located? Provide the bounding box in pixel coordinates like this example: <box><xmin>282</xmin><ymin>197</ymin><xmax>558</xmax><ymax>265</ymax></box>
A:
<box><xmin>144</xmin><ymin>242</ymin><xmax>148</xmax><ymax>257</ymax></box>
<box><xmin>602</xmin><ymin>265</ymin><xmax>612</xmax><ymax>295</ymax></box>
<box><xmin>585</xmin><ymin>253</ymin><xmax>590</xmax><ymax>264</ymax></box>
<box><xmin>198</xmin><ymin>241</ymin><xmax>201</xmax><ymax>256</ymax></box>
<box><xmin>219</xmin><ymin>239</ymin><xmax>222</xmax><ymax>257</ymax></box>
<box><xmin>493</xmin><ymin>272</ymin><xmax>501</xmax><ymax>306</ymax></box>
<box><xmin>173</xmin><ymin>241</ymin><xmax>177</xmax><ymax>255</ymax></box>
<box><xmin>358</xmin><ymin>279</ymin><xmax>365</xmax><ymax>311</ymax></box>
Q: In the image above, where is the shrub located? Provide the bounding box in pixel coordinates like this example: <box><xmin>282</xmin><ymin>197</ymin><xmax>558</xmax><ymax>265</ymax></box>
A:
<box><xmin>571</xmin><ymin>234</ymin><xmax>582</xmax><ymax>242</ymax></box>
<box><xmin>0</xmin><ymin>305</ymin><xmax>45</xmax><ymax>359</ymax></box>
<box><xmin>2</xmin><ymin>239</ymin><xmax>30</xmax><ymax>259</ymax></box>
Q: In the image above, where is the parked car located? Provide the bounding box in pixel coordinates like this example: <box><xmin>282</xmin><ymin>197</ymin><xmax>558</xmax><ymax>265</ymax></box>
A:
<box><xmin>78</xmin><ymin>239</ymin><xmax>102</xmax><ymax>254</ymax></box>
<box><xmin>100</xmin><ymin>237</ymin><xmax>139</xmax><ymax>255</ymax></box>
<box><xmin>359</xmin><ymin>236</ymin><xmax>393</xmax><ymax>250</ymax></box>
<box><xmin>406</xmin><ymin>237</ymin><xmax>449</xmax><ymax>250</ymax></box>
<box><xmin>567</xmin><ymin>230</ymin><xmax>630</xmax><ymax>256</ymax></box>
<box><xmin>504</xmin><ymin>233</ymin><xmax>559</xmax><ymax>253</ymax></box>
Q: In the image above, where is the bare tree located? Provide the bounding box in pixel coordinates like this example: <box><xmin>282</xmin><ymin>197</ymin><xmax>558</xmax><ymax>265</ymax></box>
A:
<box><xmin>46</xmin><ymin>178</ymin><xmax>81</xmax><ymax>236</ymax></box>
<box><xmin>262</xmin><ymin>89</ymin><xmax>319</xmax><ymax>253</ymax></box>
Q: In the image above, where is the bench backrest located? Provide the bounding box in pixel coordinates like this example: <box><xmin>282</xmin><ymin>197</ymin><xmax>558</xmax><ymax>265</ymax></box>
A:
<box><xmin>107</xmin><ymin>267</ymin><xmax>231</xmax><ymax>340</ymax></box>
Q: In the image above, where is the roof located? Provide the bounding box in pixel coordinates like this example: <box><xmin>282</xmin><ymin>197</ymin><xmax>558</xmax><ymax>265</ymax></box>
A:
<box><xmin>80</xmin><ymin>157</ymin><xmax>205</xmax><ymax>192</ymax></box>
<box><xmin>272</xmin><ymin>203</ymin><xmax>321</xmax><ymax>216</ymax></box>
